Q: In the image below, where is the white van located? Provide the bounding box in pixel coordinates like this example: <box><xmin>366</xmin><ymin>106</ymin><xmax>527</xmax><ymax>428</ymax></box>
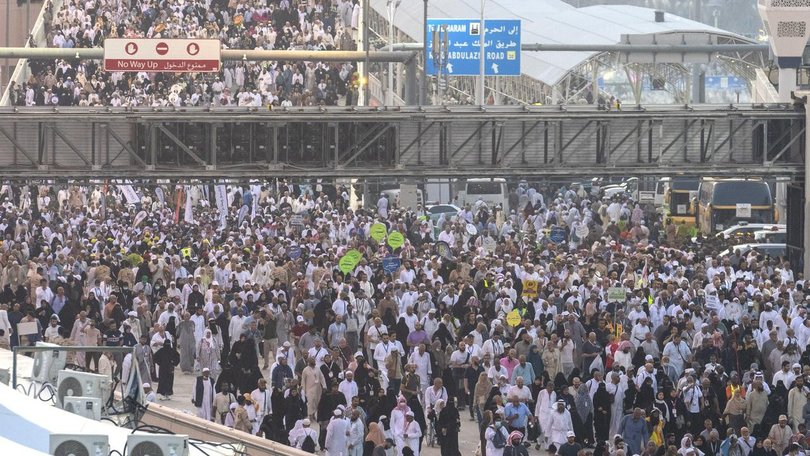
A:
<box><xmin>460</xmin><ymin>178</ymin><xmax>509</xmax><ymax>214</ymax></box>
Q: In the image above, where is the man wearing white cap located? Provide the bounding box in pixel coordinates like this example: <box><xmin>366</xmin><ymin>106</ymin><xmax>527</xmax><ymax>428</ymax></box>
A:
<box><xmin>402</xmin><ymin>411</ymin><xmax>422</xmax><ymax>456</ymax></box>
<box><xmin>122</xmin><ymin>311</ymin><xmax>141</xmax><ymax>341</ymax></box>
<box><xmin>325</xmin><ymin>408</ymin><xmax>350</xmax><ymax>456</ymax></box>
<box><xmin>192</xmin><ymin>367</ymin><xmax>215</xmax><ymax>421</ymax></box>
<box><xmin>338</xmin><ymin>370</ymin><xmax>359</xmax><ymax>404</ymax></box>
<box><xmin>143</xmin><ymin>382</ymin><xmax>156</xmax><ymax>403</ymax></box>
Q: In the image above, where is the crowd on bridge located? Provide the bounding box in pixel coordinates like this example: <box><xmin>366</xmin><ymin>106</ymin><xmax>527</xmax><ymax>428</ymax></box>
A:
<box><xmin>7</xmin><ymin>0</ymin><xmax>362</xmax><ymax>107</ymax></box>
<box><xmin>0</xmin><ymin>178</ymin><xmax>805</xmax><ymax>456</ymax></box>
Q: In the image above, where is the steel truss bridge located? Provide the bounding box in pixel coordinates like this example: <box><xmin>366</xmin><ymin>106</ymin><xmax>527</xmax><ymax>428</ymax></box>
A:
<box><xmin>0</xmin><ymin>105</ymin><xmax>804</xmax><ymax>181</ymax></box>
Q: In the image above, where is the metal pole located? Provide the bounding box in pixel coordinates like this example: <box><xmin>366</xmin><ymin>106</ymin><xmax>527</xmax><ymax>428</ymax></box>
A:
<box><xmin>363</xmin><ymin>0</ymin><xmax>370</xmax><ymax>106</ymax></box>
<box><xmin>5</xmin><ymin>0</ymin><xmax>9</xmax><ymax>90</ymax></box>
<box><xmin>422</xmin><ymin>0</ymin><xmax>428</xmax><ymax>105</ymax></box>
<box><xmin>802</xmin><ymin>94</ymin><xmax>810</xmax><ymax>280</ymax></box>
<box><xmin>387</xmin><ymin>1</ymin><xmax>396</xmax><ymax>106</ymax></box>
<box><xmin>477</xmin><ymin>0</ymin><xmax>485</xmax><ymax>105</ymax></box>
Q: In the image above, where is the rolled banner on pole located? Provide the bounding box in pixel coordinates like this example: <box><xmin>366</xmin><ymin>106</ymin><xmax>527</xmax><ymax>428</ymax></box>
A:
<box><xmin>173</xmin><ymin>186</ymin><xmax>184</xmax><ymax>224</ymax></box>
<box><xmin>237</xmin><ymin>205</ymin><xmax>249</xmax><ymax>226</ymax></box>
<box><xmin>251</xmin><ymin>185</ymin><xmax>261</xmax><ymax>219</ymax></box>
<box><xmin>155</xmin><ymin>187</ymin><xmax>165</xmax><ymax>206</ymax></box>
<box><xmin>214</xmin><ymin>185</ymin><xmax>228</xmax><ymax>229</ymax></box>
<box><xmin>184</xmin><ymin>187</ymin><xmax>194</xmax><ymax>224</ymax></box>
<box><xmin>133</xmin><ymin>210</ymin><xmax>148</xmax><ymax>228</ymax></box>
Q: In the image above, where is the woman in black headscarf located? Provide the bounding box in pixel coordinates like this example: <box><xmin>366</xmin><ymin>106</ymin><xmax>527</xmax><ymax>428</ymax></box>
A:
<box><xmin>432</xmin><ymin>322</ymin><xmax>454</xmax><ymax>350</ymax></box>
<box><xmin>593</xmin><ymin>382</ymin><xmax>613</xmax><ymax>443</ymax></box>
<box><xmin>635</xmin><ymin>377</ymin><xmax>656</xmax><ymax>411</ymax></box>
<box><xmin>367</xmin><ymin>387</ymin><xmax>395</xmax><ymax>424</ymax></box>
<box><xmin>153</xmin><ymin>339</ymin><xmax>179</xmax><ymax>399</ymax></box>
<box><xmin>574</xmin><ymin>383</ymin><xmax>594</xmax><ymax>447</ymax></box>
<box><xmin>395</xmin><ymin>317</ymin><xmax>410</xmax><ymax>351</ymax></box>
<box><xmin>527</xmin><ymin>345</ymin><xmax>544</xmax><ymax>380</ymax></box>
<box><xmin>437</xmin><ymin>397</ymin><xmax>461</xmax><ymax>456</ymax></box>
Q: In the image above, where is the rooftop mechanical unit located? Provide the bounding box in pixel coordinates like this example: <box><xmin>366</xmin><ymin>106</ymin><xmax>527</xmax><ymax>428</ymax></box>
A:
<box><xmin>49</xmin><ymin>434</ymin><xmax>109</xmax><ymax>456</ymax></box>
<box><xmin>126</xmin><ymin>433</ymin><xmax>190</xmax><ymax>456</ymax></box>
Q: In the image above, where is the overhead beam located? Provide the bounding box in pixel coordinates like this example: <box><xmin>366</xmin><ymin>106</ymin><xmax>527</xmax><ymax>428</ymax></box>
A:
<box><xmin>0</xmin><ymin>48</ymin><xmax>417</xmax><ymax>63</ymax></box>
<box><xmin>385</xmin><ymin>42</ymin><xmax>769</xmax><ymax>53</ymax></box>
<box><xmin>0</xmin><ymin>164</ymin><xmax>798</xmax><ymax>180</ymax></box>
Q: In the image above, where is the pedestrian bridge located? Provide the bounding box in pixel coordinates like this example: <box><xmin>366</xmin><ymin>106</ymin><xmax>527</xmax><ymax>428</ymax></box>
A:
<box><xmin>0</xmin><ymin>104</ymin><xmax>803</xmax><ymax>181</ymax></box>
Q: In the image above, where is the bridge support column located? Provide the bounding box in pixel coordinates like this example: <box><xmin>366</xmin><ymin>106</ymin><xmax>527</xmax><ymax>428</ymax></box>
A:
<box><xmin>801</xmin><ymin>91</ymin><xmax>810</xmax><ymax>279</ymax></box>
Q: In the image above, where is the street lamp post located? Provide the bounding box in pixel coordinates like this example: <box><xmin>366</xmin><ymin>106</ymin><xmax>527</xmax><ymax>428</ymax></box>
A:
<box><xmin>477</xmin><ymin>0</ymin><xmax>486</xmax><ymax>105</ymax></box>
<box><xmin>387</xmin><ymin>0</ymin><xmax>402</xmax><ymax>106</ymax></box>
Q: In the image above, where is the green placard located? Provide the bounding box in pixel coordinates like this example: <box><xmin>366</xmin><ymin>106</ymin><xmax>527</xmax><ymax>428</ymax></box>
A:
<box><xmin>339</xmin><ymin>255</ymin><xmax>357</xmax><ymax>274</ymax></box>
<box><xmin>387</xmin><ymin>231</ymin><xmax>405</xmax><ymax>249</ymax></box>
<box><xmin>370</xmin><ymin>223</ymin><xmax>387</xmax><ymax>242</ymax></box>
<box><xmin>344</xmin><ymin>249</ymin><xmax>362</xmax><ymax>264</ymax></box>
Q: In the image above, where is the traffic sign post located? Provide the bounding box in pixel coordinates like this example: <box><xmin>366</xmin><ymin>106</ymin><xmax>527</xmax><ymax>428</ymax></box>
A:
<box><xmin>426</xmin><ymin>19</ymin><xmax>520</xmax><ymax>76</ymax></box>
<box><xmin>104</xmin><ymin>39</ymin><xmax>221</xmax><ymax>73</ymax></box>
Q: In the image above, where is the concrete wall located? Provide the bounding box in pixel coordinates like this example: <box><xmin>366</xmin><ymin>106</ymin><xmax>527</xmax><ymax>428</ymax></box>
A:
<box><xmin>141</xmin><ymin>401</ymin><xmax>313</xmax><ymax>456</ymax></box>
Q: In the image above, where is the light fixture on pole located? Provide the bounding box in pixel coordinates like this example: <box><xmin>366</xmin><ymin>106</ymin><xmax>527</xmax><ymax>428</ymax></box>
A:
<box><xmin>387</xmin><ymin>0</ymin><xmax>402</xmax><ymax>106</ymax></box>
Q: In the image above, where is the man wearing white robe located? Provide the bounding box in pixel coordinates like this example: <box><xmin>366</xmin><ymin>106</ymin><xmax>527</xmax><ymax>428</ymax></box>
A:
<box><xmin>326</xmin><ymin>409</ymin><xmax>350</xmax><ymax>456</ymax></box>
<box><xmin>250</xmin><ymin>379</ymin><xmax>272</xmax><ymax>433</ymax></box>
<box><xmin>192</xmin><ymin>368</ymin><xmax>215</xmax><ymax>421</ymax></box>
<box><xmin>402</xmin><ymin>411</ymin><xmax>423</xmax><ymax>456</ymax></box>
<box><xmin>535</xmin><ymin>383</ymin><xmax>556</xmax><ymax>449</ymax></box>
<box><xmin>546</xmin><ymin>400</ymin><xmax>574</xmax><ymax>451</ymax></box>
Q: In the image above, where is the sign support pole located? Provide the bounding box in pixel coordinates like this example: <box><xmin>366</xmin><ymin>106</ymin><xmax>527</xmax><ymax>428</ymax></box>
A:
<box><xmin>477</xmin><ymin>0</ymin><xmax>486</xmax><ymax>106</ymax></box>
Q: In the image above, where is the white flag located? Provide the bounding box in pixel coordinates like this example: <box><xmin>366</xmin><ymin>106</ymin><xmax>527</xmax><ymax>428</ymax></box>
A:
<box><xmin>118</xmin><ymin>185</ymin><xmax>139</xmax><ymax>205</ymax></box>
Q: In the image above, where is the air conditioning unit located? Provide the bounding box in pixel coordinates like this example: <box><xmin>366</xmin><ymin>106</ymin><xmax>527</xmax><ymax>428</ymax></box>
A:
<box><xmin>56</xmin><ymin>370</ymin><xmax>111</xmax><ymax>408</ymax></box>
<box><xmin>50</xmin><ymin>434</ymin><xmax>109</xmax><ymax>456</ymax></box>
<box><xmin>61</xmin><ymin>396</ymin><xmax>102</xmax><ymax>420</ymax></box>
<box><xmin>31</xmin><ymin>341</ymin><xmax>67</xmax><ymax>384</ymax></box>
<box><xmin>127</xmin><ymin>434</ymin><xmax>189</xmax><ymax>456</ymax></box>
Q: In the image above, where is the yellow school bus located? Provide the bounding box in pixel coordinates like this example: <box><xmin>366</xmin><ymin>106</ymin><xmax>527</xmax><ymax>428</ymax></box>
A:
<box><xmin>694</xmin><ymin>179</ymin><xmax>776</xmax><ymax>234</ymax></box>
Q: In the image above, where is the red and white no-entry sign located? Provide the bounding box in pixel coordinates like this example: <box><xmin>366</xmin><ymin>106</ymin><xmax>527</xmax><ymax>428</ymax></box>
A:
<box><xmin>104</xmin><ymin>39</ymin><xmax>221</xmax><ymax>73</ymax></box>
<box><xmin>155</xmin><ymin>42</ymin><xmax>169</xmax><ymax>55</ymax></box>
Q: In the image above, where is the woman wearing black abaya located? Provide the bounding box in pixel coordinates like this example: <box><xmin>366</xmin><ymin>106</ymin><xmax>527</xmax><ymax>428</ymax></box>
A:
<box><xmin>271</xmin><ymin>386</ymin><xmax>288</xmax><ymax>444</ymax></box>
<box><xmin>432</xmin><ymin>322</ymin><xmax>454</xmax><ymax>350</ymax></box>
<box><xmin>437</xmin><ymin>398</ymin><xmax>461</xmax><ymax>456</ymax></box>
<box><xmin>367</xmin><ymin>387</ymin><xmax>395</xmax><ymax>424</ymax></box>
<box><xmin>593</xmin><ymin>382</ymin><xmax>612</xmax><ymax>443</ymax></box>
<box><xmin>395</xmin><ymin>317</ymin><xmax>410</xmax><ymax>352</ymax></box>
<box><xmin>153</xmin><ymin>339</ymin><xmax>179</xmax><ymax>399</ymax></box>
<box><xmin>575</xmin><ymin>384</ymin><xmax>594</xmax><ymax>447</ymax></box>
<box><xmin>635</xmin><ymin>377</ymin><xmax>656</xmax><ymax>411</ymax></box>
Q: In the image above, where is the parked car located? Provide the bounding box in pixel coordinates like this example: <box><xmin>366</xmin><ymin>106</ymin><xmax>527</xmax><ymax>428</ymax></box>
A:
<box><xmin>719</xmin><ymin>243</ymin><xmax>786</xmax><ymax>259</ymax></box>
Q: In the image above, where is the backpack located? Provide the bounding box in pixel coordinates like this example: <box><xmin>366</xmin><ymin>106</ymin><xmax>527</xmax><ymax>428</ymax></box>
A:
<box><xmin>492</xmin><ymin>426</ymin><xmax>506</xmax><ymax>449</ymax></box>
<box><xmin>301</xmin><ymin>434</ymin><xmax>316</xmax><ymax>453</ymax></box>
